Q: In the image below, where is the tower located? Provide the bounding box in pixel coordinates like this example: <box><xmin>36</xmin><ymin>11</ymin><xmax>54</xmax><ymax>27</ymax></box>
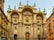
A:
<box><xmin>0</xmin><ymin>0</ymin><xmax>5</xmax><ymax>11</ymax></box>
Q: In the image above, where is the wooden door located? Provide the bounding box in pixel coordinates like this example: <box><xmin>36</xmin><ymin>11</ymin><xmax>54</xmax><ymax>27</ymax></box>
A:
<box><xmin>14</xmin><ymin>34</ymin><xmax>17</xmax><ymax>40</ymax></box>
<box><xmin>25</xmin><ymin>32</ymin><xmax>30</xmax><ymax>40</ymax></box>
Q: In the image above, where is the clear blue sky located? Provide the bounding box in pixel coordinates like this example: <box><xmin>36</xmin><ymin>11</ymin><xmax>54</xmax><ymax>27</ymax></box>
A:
<box><xmin>4</xmin><ymin>0</ymin><xmax>54</xmax><ymax>18</ymax></box>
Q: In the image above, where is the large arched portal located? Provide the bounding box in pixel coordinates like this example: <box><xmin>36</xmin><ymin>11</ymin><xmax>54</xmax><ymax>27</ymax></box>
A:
<box><xmin>25</xmin><ymin>32</ymin><xmax>30</xmax><ymax>40</ymax></box>
<box><xmin>38</xmin><ymin>34</ymin><xmax>41</xmax><ymax>40</ymax></box>
<box><xmin>22</xmin><ymin>8</ymin><xmax>33</xmax><ymax>25</ymax></box>
<box><xmin>14</xmin><ymin>34</ymin><xmax>17</xmax><ymax>40</ymax></box>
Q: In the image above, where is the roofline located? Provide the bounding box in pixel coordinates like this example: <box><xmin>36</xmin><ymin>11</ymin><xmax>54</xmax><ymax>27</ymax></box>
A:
<box><xmin>0</xmin><ymin>8</ymin><xmax>9</xmax><ymax>22</ymax></box>
<box><xmin>46</xmin><ymin>12</ymin><xmax>54</xmax><ymax>21</ymax></box>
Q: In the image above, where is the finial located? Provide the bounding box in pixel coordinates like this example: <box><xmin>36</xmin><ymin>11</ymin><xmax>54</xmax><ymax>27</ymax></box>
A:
<box><xmin>43</xmin><ymin>8</ymin><xmax>46</xmax><ymax>12</ymax></box>
<box><xmin>14</xmin><ymin>5</ymin><xmax>16</xmax><ymax>10</ymax></box>
<box><xmin>52</xmin><ymin>6</ymin><xmax>54</xmax><ymax>12</ymax></box>
<box><xmin>19</xmin><ymin>0</ymin><xmax>21</xmax><ymax>6</ymax></box>
<box><xmin>39</xmin><ymin>8</ymin><xmax>41</xmax><ymax>11</ymax></box>
<box><xmin>34</xmin><ymin>3</ymin><xmax>36</xmax><ymax>6</ymax></box>
<box><xmin>27</xmin><ymin>0</ymin><xmax>29</xmax><ymax>6</ymax></box>
<box><xmin>8</xmin><ymin>4</ymin><xmax>11</xmax><ymax>10</ymax></box>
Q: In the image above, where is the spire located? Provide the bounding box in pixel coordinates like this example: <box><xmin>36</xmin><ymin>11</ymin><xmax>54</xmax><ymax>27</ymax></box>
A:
<box><xmin>7</xmin><ymin>4</ymin><xmax>11</xmax><ymax>12</ymax></box>
<box><xmin>27</xmin><ymin>0</ymin><xmax>29</xmax><ymax>6</ymax></box>
<box><xmin>19</xmin><ymin>0</ymin><xmax>21</xmax><ymax>6</ymax></box>
<box><xmin>34</xmin><ymin>2</ymin><xmax>36</xmax><ymax>6</ymax></box>
<box><xmin>52</xmin><ymin>6</ymin><xmax>54</xmax><ymax>12</ymax></box>
<box><xmin>39</xmin><ymin>8</ymin><xmax>41</xmax><ymax>12</ymax></box>
<box><xmin>14</xmin><ymin>5</ymin><xmax>16</xmax><ymax>10</ymax></box>
<box><xmin>43</xmin><ymin>8</ymin><xmax>46</xmax><ymax>12</ymax></box>
<box><xmin>8</xmin><ymin>4</ymin><xmax>11</xmax><ymax>10</ymax></box>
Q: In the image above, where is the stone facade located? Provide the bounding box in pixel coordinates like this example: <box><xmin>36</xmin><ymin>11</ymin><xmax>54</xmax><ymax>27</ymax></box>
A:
<box><xmin>0</xmin><ymin>8</ymin><xmax>9</xmax><ymax>40</ymax></box>
<box><xmin>46</xmin><ymin>8</ymin><xmax>54</xmax><ymax>40</ymax></box>
<box><xmin>0</xmin><ymin>0</ymin><xmax>4</xmax><ymax>11</ymax></box>
<box><xmin>0</xmin><ymin>0</ymin><xmax>47</xmax><ymax>40</ymax></box>
<box><xmin>0</xmin><ymin>0</ymin><xmax>9</xmax><ymax>40</ymax></box>
<box><xmin>7</xmin><ymin>4</ymin><xmax>47</xmax><ymax>40</ymax></box>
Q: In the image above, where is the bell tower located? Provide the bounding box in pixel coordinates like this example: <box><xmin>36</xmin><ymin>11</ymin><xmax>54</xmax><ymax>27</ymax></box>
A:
<box><xmin>0</xmin><ymin>0</ymin><xmax>5</xmax><ymax>11</ymax></box>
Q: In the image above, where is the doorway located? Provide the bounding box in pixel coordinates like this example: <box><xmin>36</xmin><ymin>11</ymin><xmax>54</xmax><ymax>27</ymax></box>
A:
<box><xmin>14</xmin><ymin>34</ymin><xmax>17</xmax><ymax>40</ymax></box>
<box><xmin>25</xmin><ymin>32</ymin><xmax>30</xmax><ymax>40</ymax></box>
<box><xmin>38</xmin><ymin>35</ymin><xmax>40</xmax><ymax>40</ymax></box>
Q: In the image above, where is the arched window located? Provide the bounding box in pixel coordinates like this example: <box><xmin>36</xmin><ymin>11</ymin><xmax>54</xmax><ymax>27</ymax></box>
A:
<box><xmin>37</xmin><ymin>14</ymin><xmax>43</xmax><ymax>20</ymax></box>
<box><xmin>11</xmin><ymin>12</ymin><xmax>19</xmax><ymax>24</ymax></box>
<box><xmin>23</xmin><ymin>11</ymin><xmax>33</xmax><ymax>24</ymax></box>
<box><xmin>36</xmin><ymin>14</ymin><xmax>43</xmax><ymax>25</ymax></box>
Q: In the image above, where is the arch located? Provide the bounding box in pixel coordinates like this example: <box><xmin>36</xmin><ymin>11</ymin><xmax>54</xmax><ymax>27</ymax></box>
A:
<box><xmin>25</xmin><ymin>32</ymin><xmax>30</xmax><ymax>40</ymax></box>
<box><xmin>22</xmin><ymin>8</ymin><xmax>33</xmax><ymax>13</ymax></box>
<box><xmin>25</xmin><ymin>32</ymin><xmax>30</xmax><ymax>35</ymax></box>
<box><xmin>11</xmin><ymin>12</ymin><xmax>19</xmax><ymax>17</ymax></box>
<box><xmin>37</xmin><ymin>13</ymin><xmax>43</xmax><ymax>20</ymax></box>
<box><xmin>14</xmin><ymin>34</ymin><xmax>17</xmax><ymax>40</ymax></box>
<box><xmin>38</xmin><ymin>34</ymin><xmax>41</xmax><ymax>40</ymax></box>
<box><xmin>37</xmin><ymin>14</ymin><xmax>43</xmax><ymax>18</ymax></box>
<box><xmin>11</xmin><ymin>12</ymin><xmax>19</xmax><ymax>24</ymax></box>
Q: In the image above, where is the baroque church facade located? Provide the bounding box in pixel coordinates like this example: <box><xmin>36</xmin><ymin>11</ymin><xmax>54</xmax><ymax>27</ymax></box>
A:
<box><xmin>7</xmin><ymin>3</ymin><xmax>47</xmax><ymax>40</ymax></box>
<box><xmin>0</xmin><ymin>0</ymin><xmax>47</xmax><ymax>40</ymax></box>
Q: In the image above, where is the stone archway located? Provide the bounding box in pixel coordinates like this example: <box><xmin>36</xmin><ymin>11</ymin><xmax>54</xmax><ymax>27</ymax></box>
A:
<box><xmin>38</xmin><ymin>34</ymin><xmax>41</xmax><ymax>40</ymax></box>
<box><xmin>14</xmin><ymin>34</ymin><xmax>17</xmax><ymax>40</ymax></box>
<box><xmin>25</xmin><ymin>32</ymin><xmax>30</xmax><ymax>40</ymax></box>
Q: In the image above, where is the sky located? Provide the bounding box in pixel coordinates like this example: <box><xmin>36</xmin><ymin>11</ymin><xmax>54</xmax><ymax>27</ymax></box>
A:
<box><xmin>4</xmin><ymin>0</ymin><xmax>54</xmax><ymax>18</ymax></box>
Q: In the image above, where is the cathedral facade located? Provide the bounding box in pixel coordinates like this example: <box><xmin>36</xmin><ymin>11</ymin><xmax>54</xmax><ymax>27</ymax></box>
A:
<box><xmin>0</xmin><ymin>0</ymin><xmax>47</xmax><ymax>40</ymax></box>
<box><xmin>7</xmin><ymin>3</ymin><xmax>47</xmax><ymax>40</ymax></box>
